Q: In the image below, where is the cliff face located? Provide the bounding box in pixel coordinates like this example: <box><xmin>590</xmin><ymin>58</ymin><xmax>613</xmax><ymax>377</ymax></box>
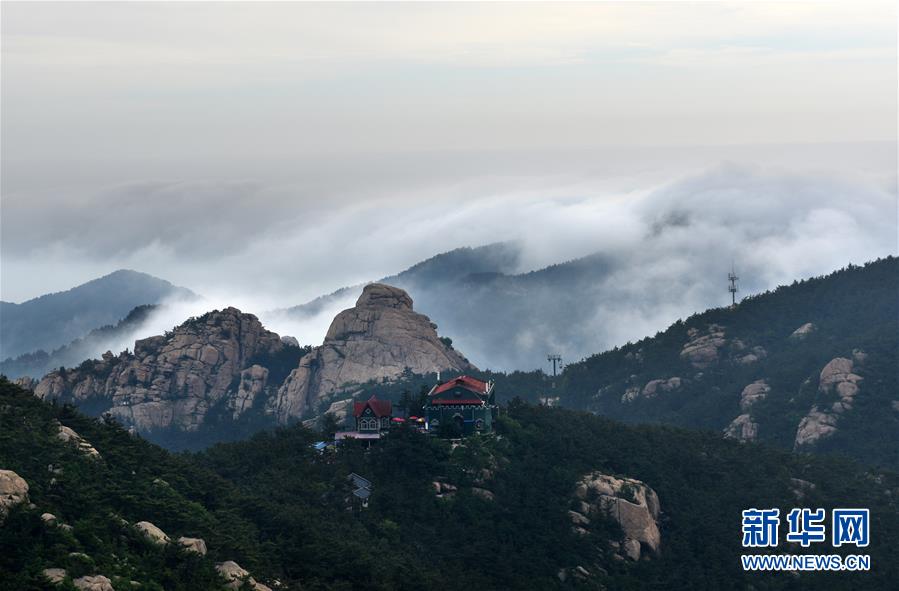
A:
<box><xmin>33</xmin><ymin>308</ymin><xmax>284</xmax><ymax>433</ymax></box>
<box><xmin>269</xmin><ymin>283</ymin><xmax>475</xmax><ymax>423</ymax></box>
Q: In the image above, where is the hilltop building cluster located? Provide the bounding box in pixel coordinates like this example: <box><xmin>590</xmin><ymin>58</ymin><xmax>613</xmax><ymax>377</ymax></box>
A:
<box><xmin>333</xmin><ymin>375</ymin><xmax>497</xmax><ymax>442</ymax></box>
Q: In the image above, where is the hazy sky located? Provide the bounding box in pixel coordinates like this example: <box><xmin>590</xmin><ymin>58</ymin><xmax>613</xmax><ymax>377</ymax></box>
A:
<box><xmin>2</xmin><ymin>2</ymin><xmax>897</xmax><ymax>311</ymax></box>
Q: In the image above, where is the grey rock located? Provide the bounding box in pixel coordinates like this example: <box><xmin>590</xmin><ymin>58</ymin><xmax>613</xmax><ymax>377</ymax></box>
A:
<box><xmin>269</xmin><ymin>284</ymin><xmax>475</xmax><ymax>423</ymax></box>
<box><xmin>178</xmin><ymin>536</ymin><xmax>207</xmax><ymax>555</ymax></box>
<box><xmin>34</xmin><ymin>308</ymin><xmax>284</xmax><ymax>434</ymax></box>
<box><xmin>0</xmin><ymin>469</ymin><xmax>29</xmax><ymax>523</ymax></box>
<box><xmin>42</xmin><ymin>568</ymin><xmax>67</xmax><ymax>585</ymax></box>
<box><xmin>135</xmin><ymin>521</ymin><xmax>170</xmax><ymax>545</ymax></box>
<box><xmin>575</xmin><ymin>471</ymin><xmax>661</xmax><ymax>559</ymax></box>
<box><xmin>73</xmin><ymin>575</ymin><xmax>114</xmax><ymax>591</ymax></box>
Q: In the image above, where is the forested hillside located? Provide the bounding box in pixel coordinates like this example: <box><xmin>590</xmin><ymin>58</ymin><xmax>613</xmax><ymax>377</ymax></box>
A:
<box><xmin>556</xmin><ymin>257</ymin><xmax>899</xmax><ymax>469</ymax></box>
<box><xmin>3</xmin><ymin>379</ymin><xmax>898</xmax><ymax>590</ymax></box>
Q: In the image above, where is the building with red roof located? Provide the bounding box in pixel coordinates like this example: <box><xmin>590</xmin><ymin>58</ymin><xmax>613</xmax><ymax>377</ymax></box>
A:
<box><xmin>424</xmin><ymin>375</ymin><xmax>497</xmax><ymax>435</ymax></box>
<box><xmin>353</xmin><ymin>395</ymin><xmax>393</xmax><ymax>434</ymax></box>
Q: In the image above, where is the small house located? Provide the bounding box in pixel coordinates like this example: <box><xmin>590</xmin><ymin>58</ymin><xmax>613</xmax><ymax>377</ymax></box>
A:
<box><xmin>424</xmin><ymin>376</ymin><xmax>497</xmax><ymax>435</ymax></box>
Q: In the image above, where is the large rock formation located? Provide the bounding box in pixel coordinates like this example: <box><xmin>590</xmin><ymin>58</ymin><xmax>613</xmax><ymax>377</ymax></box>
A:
<box><xmin>216</xmin><ymin>561</ymin><xmax>272</xmax><ymax>591</ymax></box>
<box><xmin>622</xmin><ymin>377</ymin><xmax>683</xmax><ymax>403</ymax></box>
<box><xmin>72</xmin><ymin>575</ymin><xmax>114</xmax><ymax>591</ymax></box>
<box><xmin>0</xmin><ymin>469</ymin><xmax>30</xmax><ymax>522</ymax></box>
<box><xmin>571</xmin><ymin>472</ymin><xmax>661</xmax><ymax>561</ymax></box>
<box><xmin>680</xmin><ymin>324</ymin><xmax>727</xmax><ymax>368</ymax></box>
<box><xmin>269</xmin><ymin>284</ymin><xmax>475</xmax><ymax>422</ymax></box>
<box><xmin>795</xmin><ymin>356</ymin><xmax>863</xmax><ymax>448</ymax></box>
<box><xmin>724</xmin><ymin>380</ymin><xmax>771</xmax><ymax>442</ymax></box>
<box><xmin>33</xmin><ymin>308</ymin><xmax>284</xmax><ymax>433</ymax></box>
<box><xmin>57</xmin><ymin>424</ymin><xmax>102</xmax><ymax>459</ymax></box>
<box><xmin>135</xmin><ymin>521</ymin><xmax>170</xmax><ymax>545</ymax></box>
<box><xmin>178</xmin><ymin>536</ymin><xmax>208</xmax><ymax>555</ymax></box>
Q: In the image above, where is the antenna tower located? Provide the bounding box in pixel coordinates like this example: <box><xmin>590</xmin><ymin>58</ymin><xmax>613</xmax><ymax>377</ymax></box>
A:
<box><xmin>547</xmin><ymin>354</ymin><xmax>562</xmax><ymax>389</ymax></box>
<box><xmin>728</xmin><ymin>264</ymin><xmax>739</xmax><ymax>308</ymax></box>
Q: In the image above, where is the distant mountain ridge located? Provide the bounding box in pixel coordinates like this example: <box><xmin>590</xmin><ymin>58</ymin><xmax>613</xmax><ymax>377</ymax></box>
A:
<box><xmin>284</xmin><ymin>242</ymin><xmax>522</xmax><ymax>318</ymax></box>
<box><xmin>0</xmin><ymin>304</ymin><xmax>158</xmax><ymax>380</ymax></box>
<box><xmin>0</xmin><ymin>269</ymin><xmax>195</xmax><ymax>359</ymax></box>
<box><xmin>29</xmin><ymin>285</ymin><xmax>470</xmax><ymax>449</ymax></box>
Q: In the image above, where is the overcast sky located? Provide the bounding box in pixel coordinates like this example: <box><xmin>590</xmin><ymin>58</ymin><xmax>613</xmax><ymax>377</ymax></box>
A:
<box><xmin>2</xmin><ymin>2</ymin><xmax>896</xmax><ymax>310</ymax></box>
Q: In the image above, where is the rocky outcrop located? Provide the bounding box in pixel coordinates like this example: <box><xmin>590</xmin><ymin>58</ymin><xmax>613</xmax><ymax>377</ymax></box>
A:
<box><xmin>622</xmin><ymin>377</ymin><xmax>683</xmax><ymax>403</ymax></box>
<box><xmin>680</xmin><ymin>325</ymin><xmax>727</xmax><ymax>368</ymax></box>
<box><xmin>57</xmin><ymin>424</ymin><xmax>102</xmax><ymax>459</ymax></box>
<box><xmin>723</xmin><ymin>414</ymin><xmax>758</xmax><ymax>442</ymax></box>
<box><xmin>42</xmin><ymin>568</ymin><xmax>67</xmax><ymax>584</ymax></box>
<box><xmin>572</xmin><ymin>472</ymin><xmax>661</xmax><ymax>561</ymax></box>
<box><xmin>228</xmin><ymin>365</ymin><xmax>269</xmax><ymax>420</ymax></box>
<box><xmin>280</xmin><ymin>335</ymin><xmax>300</xmax><ymax>348</ymax></box>
<box><xmin>216</xmin><ymin>561</ymin><xmax>272</xmax><ymax>591</ymax></box>
<box><xmin>795</xmin><ymin>357</ymin><xmax>863</xmax><ymax>448</ymax></box>
<box><xmin>0</xmin><ymin>469</ymin><xmax>29</xmax><ymax>522</ymax></box>
<box><xmin>73</xmin><ymin>575</ymin><xmax>114</xmax><ymax>591</ymax></box>
<box><xmin>13</xmin><ymin>376</ymin><xmax>37</xmax><ymax>390</ymax></box>
<box><xmin>178</xmin><ymin>536</ymin><xmax>207</xmax><ymax>555</ymax></box>
<box><xmin>735</xmin><ymin>346</ymin><xmax>767</xmax><ymax>365</ymax></box>
<box><xmin>471</xmin><ymin>487</ymin><xmax>495</xmax><ymax>501</ymax></box>
<box><xmin>724</xmin><ymin>380</ymin><xmax>771</xmax><ymax>442</ymax></box>
<box><xmin>269</xmin><ymin>284</ymin><xmax>474</xmax><ymax>423</ymax></box>
<box><xmin>34</xmin><ymin>308</ymin><xmax>284</xmax><ymax>433</ymax></box>
<box><xmin>790</xmin><ymin>323</ymin><xmax>816</xmax><ymax>340</ymax></box>
<box><xmin>135</xmin><ymin>521</ymin><xmax>170</xmax><ymax>545</ymax></box>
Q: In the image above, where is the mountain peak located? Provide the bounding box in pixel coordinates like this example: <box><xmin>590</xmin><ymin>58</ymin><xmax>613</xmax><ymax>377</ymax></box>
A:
<box><xmin>356</xmin><ymin>283</ymin><xmax>413</xmax><ymax>310</ymax></box>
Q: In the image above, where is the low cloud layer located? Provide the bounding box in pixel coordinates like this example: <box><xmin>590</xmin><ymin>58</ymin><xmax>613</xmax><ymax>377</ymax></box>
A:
<box><xmin>16</xmin><ymin>146</ymin><xmax>892</xmax><ymax>372</ymax></box>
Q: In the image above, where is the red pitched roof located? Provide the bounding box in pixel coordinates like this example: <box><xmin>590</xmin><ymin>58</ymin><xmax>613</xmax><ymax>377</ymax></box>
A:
<box><xmin>430</xmin><ymin>398</ymin><xmax>485</xmax><ymax>406</ymax></box>
<box><xmin>431</xmin><ymin>375</ymin><xmax>489</xmax><ymax>396</ymax></box>
<box><xmin>353</xmin><ymin>396</ymin><xmax>392</xmax><ymax>418</ymax></box>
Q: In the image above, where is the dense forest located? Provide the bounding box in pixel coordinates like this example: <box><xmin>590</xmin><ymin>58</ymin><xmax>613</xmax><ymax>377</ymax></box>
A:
<box><xmin>3</xmin><ymin>379</ymin><xmax>898</xmax><ymax>590</ymax></box>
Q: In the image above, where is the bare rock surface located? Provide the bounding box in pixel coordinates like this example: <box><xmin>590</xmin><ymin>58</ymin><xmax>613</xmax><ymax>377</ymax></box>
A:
<box><xmin>573</xmin><ymin>471</ymin><xmax>661</xmax><ymax>561</ymax></box>
<box><xmin>34</xmin><ymin>308</ymin><xmax>284</xmax><ymax>433</ymax></box>
<box><xmin>228</xmin><ymin>365</ymin><xmax>269</xmax><ymax>419</ymax></box>
<box><xmin>57</xmin><ymin>424</ymin><xmax>102</xmax><ymax>459</ymax></box>
<box><xmin>0</xmin><ymin>469</ymin><xmax>29</xmax><ymax>522</ymax></box>
<box><xmin>42</xmin><ymin>568</ymin><xmax>67</xmax><ymax>584</ymax></box>
<box><xmin>269</xmin><ymin>284</ymin><xmax>474</xmax><ymax>422</ymax></box>
<box><xmin>680</xmin><ymin>324</ymin><xmax>727</xmax><ymax>368</ymax></box>
<box><xmin>178</xmin><ymin>536</ymin><xmax>207</xmax><ymax>555</ymax></box>
<box><xmin>724</xmin><ymin>414</ymin><xmax>759</xmax><ymax>442</ymax></box>
<box><xmin>216</xmin><ymin>561</ymin><xmax>272</xmax><ymax>591</ymax></box>
<box><xmin>135</xmin><ymin>521</ymin><xmax>170</xmax><ymax>545</ymax></box>
<box><xmin>790</xmin><ymin>323</ymin><xmax>816</xmax><ymax>340</ymax></box>
<box><xmin>795</xmin><ymin>356</ymin><xmax>864</xmax><ymax>448</ymax></box>
<box><xmin>724</xmin><ymin>380</ymin><xmax>771</xmax><ymax>442</ymax></box>
<box><xmin>73</xmin><ymin>575</ymin><xmax>114</xmax><ymax>591</ymax></box>
<box><xmin>13</xmin><ymin>376</ymin><xmax>37</xmax><ymax>390</ymax></box>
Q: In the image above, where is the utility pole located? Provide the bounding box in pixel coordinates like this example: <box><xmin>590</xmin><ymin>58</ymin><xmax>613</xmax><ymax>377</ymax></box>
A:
<box><xmin>547</xmin><ymin>354</ymin><xmax>562</xmax><ymax>389</ymax></box>
<box><xmin>728</xmin><ymin>264</ymin><xmax>739</xmax><ymax>308</ymax></box>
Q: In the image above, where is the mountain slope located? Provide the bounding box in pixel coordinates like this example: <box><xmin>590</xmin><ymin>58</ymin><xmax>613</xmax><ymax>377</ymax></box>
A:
<box><xmin>283</xmin><ymin>241</ymin><xmax>521</xmax><ymax>319</ymax></box>
<box><xmin>552</xmin><ymin>257</ymin><xmax>899</xmax><ymax>469</ymax></box>
<box><xmin>30</xmin><ymin>307</ymin><xmax>301</xmax><ymax>448</ymax></box>
<box><xmin>0</xmin><ymin>304</ymin><xmax>158</xmax><ymax>380</ymax></box>
<box><xmin>3</xmin><ymin>379</ymin><xmax>898</xmax><ymax>590</ymax></box>
<box><xmin>0</xmin><ymin>270</ymin><xmax>195</xmax><ymax>359</ymax></box>
<box><xmin>29</xmin><ymin>285</ymin><xmax>471</xmax><ymax>449</ymax></box>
